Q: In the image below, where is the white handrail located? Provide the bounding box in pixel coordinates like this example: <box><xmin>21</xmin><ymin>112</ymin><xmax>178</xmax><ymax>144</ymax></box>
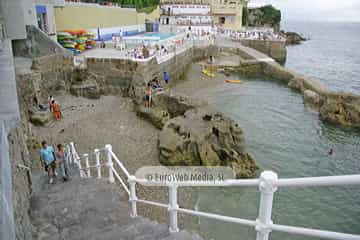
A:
<box><xmin>110</xmin><ymin>151</ymin><xmax>130</xmax><ymax>178</ymax></box>
<box><xmin>111</xmin><ymin>165</ymin><xmax>130</xmax><ymax>195</ymax></box>
<box><xmin>69</xmin><ymin>142</ymin><xmax>360</xmax><ymax>240</ymax></box>
<box><xmin>276</xmin><ymin>175</ymin><xmax>360</xmax><ymax>187</ymax></box>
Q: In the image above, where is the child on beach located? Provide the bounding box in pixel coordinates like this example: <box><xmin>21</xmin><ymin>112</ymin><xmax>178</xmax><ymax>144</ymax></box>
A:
<box><xmin>55</xmin><ymin>144</ymin><xmax>68</xmax><ymax>182</ymax></box>
<box><xmin>144</xmin><ymin>83</ymin><xmax>153</xmax><ymax>108</ymax></box>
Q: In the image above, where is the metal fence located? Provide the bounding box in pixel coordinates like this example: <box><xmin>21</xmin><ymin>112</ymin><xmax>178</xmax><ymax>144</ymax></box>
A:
<box><xmin>68</xmin><ymin>143</ymin><xmax>360</xmax><ymax>240</ymax></box>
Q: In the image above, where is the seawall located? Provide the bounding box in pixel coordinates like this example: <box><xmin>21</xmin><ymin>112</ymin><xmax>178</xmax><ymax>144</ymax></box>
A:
<box><xmin>239</xmin><ymin>39</ymin><xmax>287</xmax><ymax>63</ymax></box>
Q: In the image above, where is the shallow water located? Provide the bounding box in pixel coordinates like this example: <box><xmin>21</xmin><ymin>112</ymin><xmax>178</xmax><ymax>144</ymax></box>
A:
<box><xmin>191</xmin><ymin>78</ymin><xmax>360</xmax><ymax>240</ymax></box>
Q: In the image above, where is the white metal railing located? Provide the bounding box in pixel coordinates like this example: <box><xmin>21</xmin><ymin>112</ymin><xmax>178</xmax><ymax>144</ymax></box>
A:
<box><xmin>67</xmin><ymin>143</ymin><xmax>360</xmax><ymax>240</ymax></box>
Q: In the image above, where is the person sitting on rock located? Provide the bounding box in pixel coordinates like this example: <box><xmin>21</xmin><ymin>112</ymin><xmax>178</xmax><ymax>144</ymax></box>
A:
<box><xmin>55</xmin><ymin>144</ymin><xmax>68</xmax><ymax>182</ymax></box>
<box><xmin>39</xmin><ymin>141</ymin><xmax>56</xmax><ymax>184</ymax></box>
<box><xmin>144</xmin><ymin>83</ymin><xmax>153</xmax><ymax>108</ymax></box>
<box><xmin>151</xmin><ymin>78</ymin><xmax>163</xmax><ymax>92</ymax></box>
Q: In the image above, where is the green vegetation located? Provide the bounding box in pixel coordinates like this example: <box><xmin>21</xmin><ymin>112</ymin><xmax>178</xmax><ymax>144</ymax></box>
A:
<box><xmin>108</xmin><ymin>0</ymin><xmax>159</xmax><ymax>11</ymax></box>
<box><xmin>242</xmin><ymin>6</ymin><xmax>248</xmax><ymax>26</ymax></box>
<box><xmin>259</xmin><ymin>5</ymin><xmax>281</xmax><ymax>26</ymax></box>
<box><xmin>248</xmin><ymin>5</ymin><xmax>281</xmax><ymax>31</ymax></box>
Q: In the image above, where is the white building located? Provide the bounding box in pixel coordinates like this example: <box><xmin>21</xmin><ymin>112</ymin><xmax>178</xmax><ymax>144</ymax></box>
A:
<box><xmin>160</xmin><ymin>0</ymin><xmax>213</xmax><ymax>32</ymax></box>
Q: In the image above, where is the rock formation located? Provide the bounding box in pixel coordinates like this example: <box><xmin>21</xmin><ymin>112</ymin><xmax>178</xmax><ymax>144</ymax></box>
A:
<box><xmin>280</xmin><ymin>31</ymin><xmax>307</xmax><ymax>45</ymax></box>
<box><xmin>159</xmin><ymin>108</ymin><xmax>258</xmax><ymax>178</ymax></box>
<box><xmin>303</xmin><ymin>90</ymin><xmax>322</xmax><ymax>109</ymax></box>
<box><xmin>135</xmin><ymin>92</ymin><xmax>207</xmax><ymax>129</ymax></box>
<box><xmin>319</xmin><ymin>94</ymin><xmax>360</xmax><ymax>127</ymax></box>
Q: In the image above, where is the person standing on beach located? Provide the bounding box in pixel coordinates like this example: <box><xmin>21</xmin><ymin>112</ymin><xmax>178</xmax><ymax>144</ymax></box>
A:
<box><xmin>48</xmin><ymin>95</ymin><xmax>54</xmax><ymax>112</ymax></box>
<box><xmin>55</xmin><ymin>144</ymin><xmax>68</xmax><ymax>182</ymax></box>
<box><xmin>39</xmin><ymin>141</ymin><xmax>56</xmax><ymax>184</ymax></box>
<box><xmin>51</xmin><ymin>100</ymin><xmax>62</xmax><ymax>121</ymax></box>
<box><xmin>144</xmin><ymin>83</ymin><xmax>153</xmax><ymax>108</ymax></box>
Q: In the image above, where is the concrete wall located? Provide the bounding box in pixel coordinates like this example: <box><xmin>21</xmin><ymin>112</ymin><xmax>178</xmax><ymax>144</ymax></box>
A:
<box><xmin>239</xmin><ymin>39</ymin><xmax>287</xmax><ymax>63</ymax></box>
<box><xmin>0</xmin><ymin>0</ymin><xmax>37</xmax><ymax>40</ymax></box>
<box><xmin>0</xmin><ymin>38</ymin><xmax>33</xmax><ymax>240</ymax></box>
<box><xmin>54</xmin><ymin>4</ymin><xmax>159</xmax><ymax>31</ymax></box>
<box><xmin>12</xmin><ymin>25</ymin><xmax>71</xmax><ymax>58</ymax></box>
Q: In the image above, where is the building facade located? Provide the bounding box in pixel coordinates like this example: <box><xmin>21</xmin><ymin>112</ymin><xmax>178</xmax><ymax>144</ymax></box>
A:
<box><xmin>34</xmin><ymin>0</ymin><xmax>65</xmax><ymax>40</ymax></box>
<box><xmin>160</xmin><ymin>0</ymin><xmax>248</xmax><ymax>31</ymax></box>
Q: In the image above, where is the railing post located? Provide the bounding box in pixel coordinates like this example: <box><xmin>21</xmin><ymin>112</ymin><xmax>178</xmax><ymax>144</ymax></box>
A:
<box><xmin>168</xmin><ymin>184</ymin><xmax>179</xmax><ymax>233</ymax></box>
<box><xmin>128</xmin><ymin>175</ymin><xmax>138</xmax><ymax>218</ymax></box>
<box><xmin>84</xmin><ymin>153</ymin><xmax>90</xmax><ymax>177</ymax></box>
<box><xmin>77</xmin><ymin>155</ymin><xmax>82</xmax><ymax>178</ymax></box>
<box><xmin>105</xmin><ymin>144</ymin><xmax>114</xmax><ymax>183</ymax></box>
<box><xmin>255</xmin><ymin>171</ymin><xmax>278</xmax><ymax>240</ymax></box>
<box><xmin>70</xmin><ymin>142</ymin><xmax>75</xmax><ymax>164</ymax></box>
<box><xmin>94</xmin><ymin>148</ymin><xmax>101</xmax><ymax>179</ymax></box>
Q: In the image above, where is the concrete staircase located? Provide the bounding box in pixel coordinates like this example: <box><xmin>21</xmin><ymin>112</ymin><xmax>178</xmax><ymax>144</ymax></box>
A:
<box><xmin>30</xmin><ymin>167</ymin><xmax>202</xmax><ymax>240</ymax></box>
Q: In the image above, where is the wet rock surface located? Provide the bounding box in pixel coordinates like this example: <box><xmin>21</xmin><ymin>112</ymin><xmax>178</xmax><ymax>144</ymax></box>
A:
<box><xmin>159</xmin><ymin>108</ymin><xmax>258</xmax><ymax>178</ymax></box>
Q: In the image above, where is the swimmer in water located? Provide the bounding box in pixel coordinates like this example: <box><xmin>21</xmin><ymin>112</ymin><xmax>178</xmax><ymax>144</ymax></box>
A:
<box><xmin>328</xmin><ymin>148</ymin><xmax>333</xmax><ymax>155</ymax></box>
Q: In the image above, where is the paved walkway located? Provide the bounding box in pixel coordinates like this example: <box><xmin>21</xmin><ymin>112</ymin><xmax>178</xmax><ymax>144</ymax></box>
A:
<box><xmin>31</xmin><ymin>166</ymin><xmax>203</xmax><ymax>240</ymax></box>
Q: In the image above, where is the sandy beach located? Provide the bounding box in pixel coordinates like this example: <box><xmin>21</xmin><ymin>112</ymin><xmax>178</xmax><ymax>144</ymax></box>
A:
<box><xmin>29</xmin><ymin>60</ymin><xmax>231</xmax><ymax>227</ymax></box>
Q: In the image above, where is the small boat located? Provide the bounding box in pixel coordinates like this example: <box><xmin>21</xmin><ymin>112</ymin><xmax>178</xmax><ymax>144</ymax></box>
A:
<box><xmin>225</xmin><ymin>79</ymin><xmax>242</xmax><ymax>84</ymax></box>
<box><xmin>202</xmin><ymin>69</ymin><xmax>215</xmax><ymax>78</ymax></box>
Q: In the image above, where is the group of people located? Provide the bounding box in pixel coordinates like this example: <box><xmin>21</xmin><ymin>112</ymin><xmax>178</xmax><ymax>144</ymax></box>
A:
<box><xmin>144</xmin><ymin>72</ymin><xmax>170</xmax><ymax>108</ymax></box>
<box><xmin>39</xmin><ymin>141</ymin><xmax>68</xmax><ymax>184</ymax></box>
<box><xmin>225</xmin><ymin>29</ymin><xmax>284</xmax><ymax>41</ymax></box>
<box><xmin>34</xmin><ymin>94</ymin><xmax>62</xmax><ymax>121</ymax></box>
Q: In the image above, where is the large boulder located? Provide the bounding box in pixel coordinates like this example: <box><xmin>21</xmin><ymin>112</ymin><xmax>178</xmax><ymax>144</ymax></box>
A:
<box><xmin>319</xmin><ymin>95</ymin><xmax>360</xmax><ymax>127</ymax></box>
<box><xmin>30</xmin><ymin>111</ymin><xmax>52</xmax><ymax>126</ymax></box>
<box><xmin>153</xmin><ymin>93</ymin><xmax>206</xmax><ymax>117</ymax></box>
<box><xmin>136</xmin><ymin>105</ymin><xmax>170</xmax><ymax>129</ymax></box>
<box><xmin>135</xmin><ymin>92</ymin><xmax>207</xmax><ymax>129</ymax></box>
<box><xmin>159</xmin><ymin>108</ymin><xmax>258</xmax><ymax>178</ymax></box>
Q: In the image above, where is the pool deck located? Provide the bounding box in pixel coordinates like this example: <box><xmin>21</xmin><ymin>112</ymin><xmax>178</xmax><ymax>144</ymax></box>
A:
<box><xmin>80</xmin><ymin>48</ymin><xmax>128</xmax><ymax>59</ymax></box>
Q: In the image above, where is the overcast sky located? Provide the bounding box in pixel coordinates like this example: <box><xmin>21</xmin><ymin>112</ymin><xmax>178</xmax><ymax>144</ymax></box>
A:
<box><xmin>249</xmin><ymin>0</ymin><xmax>360</xmax><ymax>22</ymax></box>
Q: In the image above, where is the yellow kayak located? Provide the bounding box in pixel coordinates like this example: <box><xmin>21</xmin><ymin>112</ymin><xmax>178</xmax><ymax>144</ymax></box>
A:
<box><xmin>225</xmin><ymin>79</ymin><xmax>242</xmax><ymax>84</ymax></box>
<box><xmin>202</xmin><ymin>69</ymin><xmax>215</xmax><ymax>78</ymax></box>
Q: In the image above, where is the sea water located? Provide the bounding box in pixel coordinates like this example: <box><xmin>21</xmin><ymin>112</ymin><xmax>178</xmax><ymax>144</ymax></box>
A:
<box><xmin>190</xmin><ymin>21</ymin><xmax>360</xmax><ymax>240</ymax></box>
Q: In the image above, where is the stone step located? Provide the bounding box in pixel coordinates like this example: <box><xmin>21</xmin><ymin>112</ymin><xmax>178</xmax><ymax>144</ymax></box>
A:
<box><xmin>31</xmin><ymin>167</ymin><xmax>202</xmax><ymax>240</ymax></box>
